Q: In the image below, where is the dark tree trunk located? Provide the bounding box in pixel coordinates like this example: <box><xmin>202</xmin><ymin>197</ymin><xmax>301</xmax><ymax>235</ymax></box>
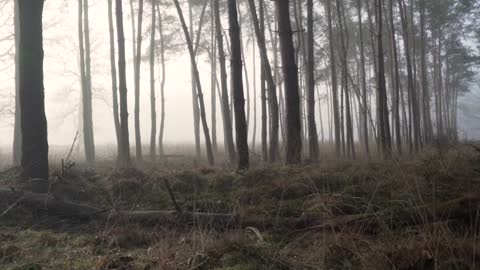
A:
<box><xmin>107</xmin><ymin>0</ymin><xmax>122</xmax><ymax>160</ymax></box>
<box><xmin>214</xmin><ymin>0</ymin><xmax>236</xmax><ymax>164</ymax></box>
<box><xmin>306</xmin><ymin>0</ymin><xmax>319</xmax><ymax>162</ymax></box>
<box><xmin>228</xmin><ymin>0</ymin><xmax>249</xmax><ymax>170</ymax></box>
<box><xmin>325</xmin><ymin>0</ymin><xmax>341</xmax><ymax>158</ymax></box>
<box><xmin>375</xmin><ymin>0</ymin><xmax>392</xmax><ymax>159</ymax></box>
<box><xmin>116</xmin><ymin>0</ymin><xmax>132</xmax><ymax>167</ymax></box>
<box><xmin>18</xmin><ymin>0</ymin><xmax>49</xmax><ymax>180</ymax></box>
<box><xmin>149</xmin><ymin>2</ymin><xmax>157</xmax><ymax>161</ymax></box>
<box><xmin>210</xmin><ymin>0</ymin><xmax>217</xmax><ymax>153</ymax></box>
<box><xmin>173</xmin><ymin>0</ymin><xmax>215</xmax><ymax>166</ymax></box>
<box><xmin>356</xmin><ymin>0</ymin><xmax>370</xmax><ymax>158</ymax></box>
<box><xmin>275</xmin><ymin>0</ymin><xmax>302</xmax><ymax>164</ymax></box>
<box><xmin>419</xmin><ymin>0</ymin><xmax>432</xmax><ymax>144</ymax></box>
<box><xmin>13</xmin><ymin>0</ymin><xmax>21</xmax><ymax>166</ymax></box>
<box><xmin>134</xmin><ymin>0</ymin><xmax>144</xmax><ymax>161</ymax></box>
<box><xmin>246</xmin><ymin>0</ymin><xmax>280</xmax><ymax>163</ymax></box>
<box><xmin>259</xmin><ymin>0</ymin><xmax>268</xmax><ymax>162</ymax></box>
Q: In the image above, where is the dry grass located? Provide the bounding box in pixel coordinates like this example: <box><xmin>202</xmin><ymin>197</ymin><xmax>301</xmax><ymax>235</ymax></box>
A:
<box><xmin>0</xmin><ymin>144</ymin><xmax>479</xmax><ymax>269</ymax></box>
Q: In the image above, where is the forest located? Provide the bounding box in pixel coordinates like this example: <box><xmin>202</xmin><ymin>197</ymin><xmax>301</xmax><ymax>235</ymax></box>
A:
<box><xmin>1</xmin><ymin>0</ymin><xmax>480</xmax><ymax>269</ymax></box>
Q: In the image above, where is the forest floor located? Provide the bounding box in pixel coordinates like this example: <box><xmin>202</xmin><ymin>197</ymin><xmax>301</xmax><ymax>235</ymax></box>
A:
<box><xmin>1</xmin><ymin>145</ymin><xmax>480</xmax><ymax>269</ymax></box>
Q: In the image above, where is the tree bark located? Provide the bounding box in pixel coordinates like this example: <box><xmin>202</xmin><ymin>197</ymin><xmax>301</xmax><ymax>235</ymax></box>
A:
<box><xmin>275</xmin><ymin>0</ymin><xmax>302</xmax><ymax>164</ymax></box>
<box><xmin>116</xmin><ymin>0</ymin><xmax>132</xmax><ymax>167</ymax></box>
<box><xmin>108</xmin><ymin>0</ymin><xmax>122</xmax><ymax>161</ymax></box>
<box><xmin>149</xmin><ymin>2</ymin><xmax>157</xmax><ymax>161</ymax></box>
<box><xmin>356</xmin><ymin>0</ymin><xmax>370</xmax><ymax>158</ymax></box>
<box><xmin>325</xmin><ymin>0</ymin><xmax>341</xmax><ymax>158</ymax></box>
<box><xmin>173</xmin><ymin>0</ymin><xmax>215</xmax><ymax>166</ymax></box>
<box><xmin>18</xmin><ymin>0</ymin><xmax>49</xmax><ymax>180</ymax></box>
<box><xmin>246</xmin><ymin>0</ymin><xmax>280</xmax><ymax>163</ymax></box>
<box><xmin>134</xmin><ymin>0</ymin><xmax>144</xmax><ymax>161</ymax></box>
<box><xmin>229</xmin><ymin>0</ymin><xmax>249</xmax><ymax>170</ymax></box>
<box><xmin>306</xmin><ymin>0</ymin><xmax>319</xmax><ymax>162</ymax></box>
<box><xmin>13</xmin><ymin>0</ymin><xmax>21</xmax><ymax>167</ymax></box>
<box><xmin>214</xmin><ymin>0</ymin><xmax>236</xmax><ymax>165</ymax></box>
<box><xmin>375</xmin><ymin>0</ymin><xmax>392</xmax><ymax>159</ymax></box>
<box><xmin>155</xmin><ymin>3</ymin><xmax>166</xmax><ymax>159</ymax></box>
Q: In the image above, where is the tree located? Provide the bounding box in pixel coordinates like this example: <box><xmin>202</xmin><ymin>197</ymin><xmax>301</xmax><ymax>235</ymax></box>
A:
<box><xmin>134</xmin><ymin>0</ymin><xmax>144</xmax><ymax>161</ymax></box>
<box><xmin>173</xmin><ymin>0</ymin><xmax>215</xmax><ymax>166</ymax></box>
<box><xmin>18</xmin><ymin>0</ymin><xmax>49</xmax><ymax>180</ymax></box>
<box><xmin>356</xmin><ymin>0</ymin><xmax>370</xmax><ymax>157</ymax></box>
<box><xmin>107</xmin><ymin>0</ymin><xmax>122</xmax><ymax>160</ymax></box>
<box><xmin>274</xmin><ymin>0</ymin><xmax>302</xmax><ymax>164</ymax></box>
<box><xmin>155</xmin><ymin>2</ymin><xmax>166</xmax><ymax>159</ymax></box>
<box><xmin>247</xmin><ymin>0</ymin><xmax>280</xmax><ymax>163</ymax></box>
<box><xmin>325</xmin><ymin>0</ymin><xmax>341</xmax><ymax>158</ymax></box>
<box><xmin>306</xmin><ymin>0</ymin><xmax>319</xmax><ymax>162</ymax></box>
<box><xmin>116</xmin><ymin>0</ymin><xmax>132</xmax><ymax>167</ymax></box>
<box><xmin>375</xmin><ymin>0</ymin><xmax>392</xmax><ymax>159</ymax></box>
<box><xmin>228</xmin><ymin>0</ymin><xmax>249</xmax><ymax>170</ymax></box>
<box><xmin>78</xmin><ymin>0</ymin><xmax>95</xmax><ymax>165</ymax></box>
<box><xmin>13</xmin><ymin>0</ymin><xmax>21</xmax><ymax>166</ymax></box>
<box><xmin>149</xmin><ymin>1</ymin><xmax>157</xmax><ymax>161</ymax></box>
<box><xmin>214</xmin><ymin>0</ymin><xmax>236</xmax><ymax>164</ymax></box>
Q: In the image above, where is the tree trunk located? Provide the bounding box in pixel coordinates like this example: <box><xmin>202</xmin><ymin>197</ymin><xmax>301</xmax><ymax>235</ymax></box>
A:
<box><xmin>275</xmin><ymin>0</ymin><xmax>302</xmax><ymax>164</ymax></box>
<box><xmin>356</xmin><ymin>0</ymin><xmax>370</xmax><ymax>158</ymax></box>
<box><xmin>149</xmin><ymin>2</ymin><xmax>157</xmax><ymax>161</ymax></box>
<box><xmin>325</xmin><ymin>0</ymin><xmax>341</xmax><ymax>158</ymax></box>
<box><xmin>259</xmin><ymin>0</ymin><xmax>268</xmax><ymax>162</ymax></box>
<box><xmin>397</xmin><ymin>0</ymin><xmax>420</xmax><ymax>153</ymax></box>
<box><xmin>375</xmin><ymin>0</ymin><xmax>392</xmax><ymax>159</ymax></box>
<box><xmin>229</xmin><ymin>0</ymin><xmax>249</xmax><ymax>170</ymax></box>
<box><xmin>13</xmin><ymin>0</ymin><xmax>21</xmax><ymax>167</ymax></box>
<box><xmin>18</xmin><ymin>0</ymin><xmax>49</xmax><ymax>180</ymax></box>
<box><xmin>155</xmin><ymin>3</ymin><xmax>166</xmax><ymax>159</ymax></box>
<box><xmin>173</xmin><ymin>0</ymin><xmax>215</xmax><ymax>166</ymax></box>
<box><xmin>134</xmin><ymin>0</ymin><xmax>144</xmax><ymax>161</ymax></box>
<box><xmin>419</xmin><ymin>0</ymin><xmax>432</xmax><ymax>144</ymax></box>
<box><xmin>388</xmin><ymin>0</ymin><xmax>402</xmax><ymax>155</ymax></box>
<box><xmin>306</xmin><ymin>0</ymin><xmax>319</xmax><ymax>162</ymax></box>
<box><xmin>107</xmin><ymin>0</ymin><xmax>122</xmax><ymax>161</ymax></box>
<box><xmin>189</xmin><ymin>2</ymin><xmax>201</xmax><ymax>161</ymax></box>
<box><xmin>210</xmin><ymin>0</ymin><xmax>217</xmax><ymax>154</ymax></box>
<box><xmin>214</xmin><ymin>0</ymin><xmax>236</xmax><ymax>164</ymax></box>
<box><xmin>246</xmin><ymin>0</ymin><xmax>280</xmax><ymax>163</ymax></box>
<box><xmin>116</xmin><ymin>0</ymin><xmax>132</xmax><ymax>167</ymax></box>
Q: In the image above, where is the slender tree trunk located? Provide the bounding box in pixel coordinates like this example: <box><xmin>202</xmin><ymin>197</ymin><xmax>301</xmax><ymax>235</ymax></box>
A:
<box><xmin>189</xmin><ymin>2</ymin><xmax>201</xmax><ymax>160</ymax></box>
<box><xmin>173</xmin><ymin>0</ymin><xmax>214</xmax><ymax>166</ymax></box>
<box><xmin>134</xmin><ymin>0</ymin><xmax>144</xmax><ymax>161</ymax></box>
<box><xmin>275</xmin><ymin>0</ymin><xmax>302</xmax><ymax>164</ymax></box>
<box><xmin>149</xmin><ymin>2</ymin><xmax>157</xmax><ymax>161</ymax></box>
<box><xmin>375</xmin><ymin>0</ymin><xmax>392</xmax><ymax>159</ymax></box>
<box><xmin>246</xmin><ymin>0</ymin><xmax>280</xmax><ymax>162</ymax></box>
<box><xmin>325</xmin><ymin>0</ymin><xmax>341</xmax><ymax>158</ymax></box>
<box><xmin>155</xmin><ymin>4</ymin><xmax>166</xmax><ymax>159</ymax></box>
<box><xmin>210</xmin><ymin>0</ymin><xmax>217</xmax><ymax>154</ymax></box>
<box><xmin>259</xmin><ymin>0</ymin><xmax>268</xmax><ymax>162</ymax></box>
<box><xmin>306</xmin><ymin>0</ymin><xmax>319</xmax><ymax>162</ymax></box>
<box><xmin>356</xmin><ymin>0</ymin><xmax>370</xmax><ymax>158</ymax></box>
<box><xmin>13</xmin><ymin>0</ymin><xmax>21</xmax><ymax>166</ymax></box>
<box><xmin>116</xmin><ymin>0</ymin><xmax>132</xmax><ymax>167</ymax></box>
<box><xmin>419</xmin><ymin>0</ymin><xmax>432</xmax><ymax>144</ymax></box>
<box><xmin>398</xmin><ymin>0</ymin><xmax>420</xmax><ymax>153</ymax></box>
<box><xmin>251</xmin><ymin>29</ymin><xmax>257</xmax><ymax>153</ymax></box>
<box><xmin>389</xmin><ymin>0</ymin><xmax>402</xmax><ymax>155</ymax></box>
<box><xmin>229</xmin><ymin>0</ymin><xmax>249</xmax><ymax>170</ymax></box>
<box><xmin>214</xmin><ymin>0</ymin><xmax>236</xmax><ymax>164</ymax></box>
<box><xmin>18</xmin><ymin>0</ymin><xmax>49</xmax><ymax>180</ymax></box>
<box><xmin>107</xmin><ymin>0</ymin><xmax>122</xmax><ymax>161</ymax></box>
<box><xmin>78</xmin><ymin>0</ymin><xmax>95</xmax><ymax>165</ymax></box>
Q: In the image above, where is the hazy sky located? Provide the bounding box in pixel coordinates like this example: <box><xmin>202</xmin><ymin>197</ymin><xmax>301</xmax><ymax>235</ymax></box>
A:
<box><xmin>0</xmin><ymin>0</ymin><xmax>479</xmax><ymax>154</ymax></box>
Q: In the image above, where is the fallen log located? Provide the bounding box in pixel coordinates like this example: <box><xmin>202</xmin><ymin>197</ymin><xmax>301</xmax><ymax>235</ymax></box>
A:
<box><xmin>307</xmin><ymin>192</ymin><xmax>480</xmax><ymax>231</ymax></box>
<box><xmin>1</xmin><ymin>188</ymin><xmax>479</xmax><ymax>231</ymax></box>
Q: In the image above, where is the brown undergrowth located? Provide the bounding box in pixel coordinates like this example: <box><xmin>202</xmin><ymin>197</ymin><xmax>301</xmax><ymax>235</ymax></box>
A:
<box><xmin>0</xmin><ymin>145</ymin><xmax>479</xmax><ymax>269</ymax></box>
